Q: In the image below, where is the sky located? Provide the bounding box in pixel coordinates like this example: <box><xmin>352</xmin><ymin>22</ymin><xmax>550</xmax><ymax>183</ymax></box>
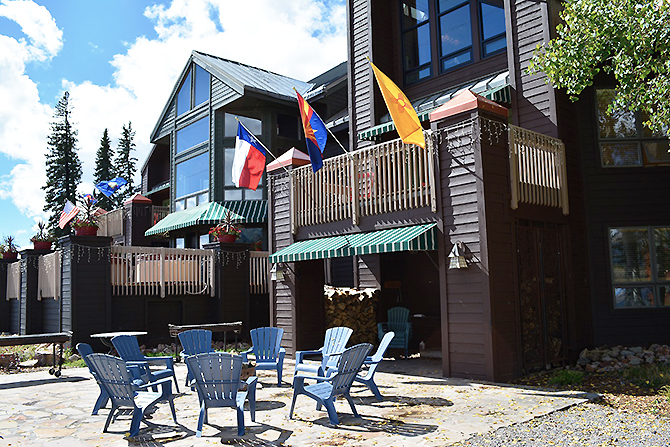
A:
<box><xmin>0</xmin><ymin>0</ymin><xmax>347</xmax><ymax>249</ymax></box>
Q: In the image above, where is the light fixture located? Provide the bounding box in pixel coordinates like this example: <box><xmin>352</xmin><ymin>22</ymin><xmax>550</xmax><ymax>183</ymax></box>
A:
<box><xmin>448</xmin><ymin>241</ymin><xmax>468</xmax><ymax>269</ymax></box>
<box><xmin>270</xmin><ymin>264</ymin><xmax>284</xmax><ymax>281</ymax></box>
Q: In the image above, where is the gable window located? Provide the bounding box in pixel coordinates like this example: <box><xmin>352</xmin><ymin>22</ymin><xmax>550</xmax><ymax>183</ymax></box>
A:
<box><xmin>609</xmin><ymin>226</ymin><xmax>670</xmax><ymax>308</ymax></box>
<box><xmin>596</xmin><ymin>89</ymin><xmax>670</xmax><ymax>167</ymax></box>
<box><xmin>177</xmin><ymin>63</ymin><xmax>210</xmax><ymax>116</ymax></box>
<box><xmin>401</xmin><ymin>0</ymin><xmax>506</xmax><ymax>84</ymax></box>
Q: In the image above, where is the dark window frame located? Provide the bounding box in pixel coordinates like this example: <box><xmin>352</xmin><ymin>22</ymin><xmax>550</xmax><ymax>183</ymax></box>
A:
<box><xmin>176</xmin><ymin>62</ymin><xmax>210</xmax><ymax>117</ymax></box>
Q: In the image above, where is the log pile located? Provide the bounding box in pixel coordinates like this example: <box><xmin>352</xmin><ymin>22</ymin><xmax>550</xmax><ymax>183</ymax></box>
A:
<box><xmin>324</xmin><ymin>285</ymin><xmax>379</xmax><ymax>345</ymax></box>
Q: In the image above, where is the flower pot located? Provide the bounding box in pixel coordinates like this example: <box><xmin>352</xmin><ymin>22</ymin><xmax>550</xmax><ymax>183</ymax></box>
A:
<box><xmin>33</xmin><ymin>241</ymin><xmax>52</xmax><ymax>250</ymax></box>
<box><xmin>217</xmin><ymin>234</ymin><xmax>237</xmax><ymax>243</ymax></box>
<box><xmin>75</xmin><ymin>225</ymin><xmax>98</xmax><ymax>236</ymax></box>
<box><xmin>2</xmin><ymin>252</ymin><xmax>17</xmax><ymax>260</ymax></box>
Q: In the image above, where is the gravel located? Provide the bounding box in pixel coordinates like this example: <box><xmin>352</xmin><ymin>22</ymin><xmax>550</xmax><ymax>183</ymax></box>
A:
<box><xmin>453</xmin><ymin>402</ymin><xmax>670</xmax><ymax>447</ymax></box>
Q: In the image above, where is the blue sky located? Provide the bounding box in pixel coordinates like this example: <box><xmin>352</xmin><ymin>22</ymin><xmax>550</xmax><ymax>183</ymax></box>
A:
<box><xmin>0</xmin><ymin>0</ymin><xmax>346</xmax><ymax>248</ymax></box>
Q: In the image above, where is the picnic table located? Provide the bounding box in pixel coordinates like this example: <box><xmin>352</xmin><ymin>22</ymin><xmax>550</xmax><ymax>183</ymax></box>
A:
<box><xmin>168</xmin><ymin>322</ymin><xmax>242</xmax><ymax>361</ymax></box>
<box><xmin>0</xmin><ymin>331</ymin><xmax>72</xmax><ymax>377</ymax></box>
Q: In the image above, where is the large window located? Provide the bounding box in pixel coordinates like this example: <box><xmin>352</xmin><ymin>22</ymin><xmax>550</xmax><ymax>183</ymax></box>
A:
<box><xmin>596</xmin><ymin>89</ymin><xmax>670</xmax><ymax>167</ymax></box>
<box><xmin>401</xmin><ymin>0</ymin><xmax>506</xmax><ymax>84</ymax></box>
<box><xmin>224</xmin><ymin>113</ymin><xmax>262</xmax><ymax>137</ymax></box>
<box><xmin>176</xmin><ymin>152</ymin><xmax>209</xmax><ymax>201</ymax></box>
<box><xmin>176</xmin><ymin>117</ymin><xmax>209</xmax><ymax>154</ymax></box>
<box><xmin>609</xmin><ymin>227</ymin><xmax>670</xmax><ymax>308</ymax></box>
<box><xmin>177</xmin><ymin>63</ymin><xmax>210</xmax><ymax>116</ymax></box>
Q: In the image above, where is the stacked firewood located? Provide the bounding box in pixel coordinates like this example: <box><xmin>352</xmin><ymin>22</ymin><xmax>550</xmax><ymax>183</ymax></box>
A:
<box><xmin>324</xmin><ymin>285</ymin><xmax>379</xmax><ymax>345</ymax></box>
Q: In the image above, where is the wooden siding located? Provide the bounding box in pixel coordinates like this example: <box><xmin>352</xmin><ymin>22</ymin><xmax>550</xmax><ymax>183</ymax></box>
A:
<box><xmin>155</xmin><ymin>101</ymin><xmax>176</xmax><ymax>140</ymax></box>
<box><xmin>348</xmin><ymin>0</ymin><xmax>374</xmax><ymax>150</ymax></box>
<box><xmin>508</xmin><ymin>0</ymin><xmax>557</xmax><ymax>137</ymax></box>
<box><xmin>211</xmin><ymin>76</ymin><xmax>240</xmax><ymax>110</ymax></box>
<box><xmin>0</xmin><ymin>262</ymin><xmax>9</xmax><ymax>332</ymax></box>
<box><xmin>577</xmin><ymin>86</ymin><xmax>670</xmax><ymax>347</ymax></box>
<box><xmin>9</xmin><ymin>299</ymin><xmax>20</xmax><ymax>335</ymax></box>
<box><xmin>269</xmin><ymin>171</ymin><xmax>297</xmax><ymax>354</ymax></box>
<box><xmin>330</xmin><ymin>256</ymin><xmax>354</xmax><ymax>288</ymax></box>
<box><xmin>357</xmin><ymin>254</ymin><xmax>381</xmax><ymax>289</ymax></box>
<box><xmin>42</xmin><ymin>298</ymin><xmax>60</xmax><ymax>333</ymax></box>
<box><xmin>20</xmin><ymin>259</ymin><xmax>27</xmax><ymax>334</ymax></box>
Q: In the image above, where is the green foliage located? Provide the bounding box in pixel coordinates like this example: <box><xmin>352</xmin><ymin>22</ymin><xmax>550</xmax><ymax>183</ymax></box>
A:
<box><xmin>112</xmin><ymin>121</ymin><xmax>138</xmax><ymax>208</ymax></box>
<box><xmin>659</xmin><ymin>385</ymin><xmax>670</xmax><ymax>402</ymax></box>
<box><xmin>42</xmin><ymin>92</ymin><xmax>82</xmax><ymax>237</ymax></box>
<box><xmin>94</xmin><ymin>128</ymin><xmax>115</xmax><ymax>211</ymax></box>
<box><xmin>619</xmin><ymin>363</ymin><xmax>670</xmax><ymax>389</ymax></box>
<box><xmin>529</xmin><ymin>0</ymin><xmax>670</xmax><ymax>134</ymax></box>
<box><xmin>549</xmin><ymin>369</ymin><xmax>584</xmax><ymax>386</ymax></box>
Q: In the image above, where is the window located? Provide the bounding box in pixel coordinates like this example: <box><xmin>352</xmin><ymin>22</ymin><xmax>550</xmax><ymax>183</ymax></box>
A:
<box><xmin>400</xmin><ymin>0</ymin><xmax>506</xmax><ymax>84</ymax></box>
<box><xmin>176</xmin><ymin>117</ymin><xmax>209</xmax><ymax>154</ymax></box>
<box><xmin>596</xmin><ymin>89</ymin><xmax>670</xmax><ymax>167</ymax></box>
<box><xmin>224</xmin><ymin>113</ymin><xmax>262</xmax><ymax>137</ymax></box>
<box><xmin>609</xmin><ymin>227</ymin><xmax>670</xmax><ymax>308</ymax></box>
<box><xmin>222</xmin><ymin>147</ymin><xmax>264</xmax><ymax>200</ymax></box>
<box><xmin>176</xmin><ymin>152</ymin><xmax>209</xmax><ymax>199</ymax></box>
<box><xmin>177</xmin><ymin>63</ymin><xmax>210</xmax><ymax>116</ymax></box>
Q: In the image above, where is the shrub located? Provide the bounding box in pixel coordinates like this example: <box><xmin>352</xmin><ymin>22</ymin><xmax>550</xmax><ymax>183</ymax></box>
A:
<box><xmin>549</xmin><ymin>369</ymin><xmax>584</xmax><ymax>386</ymax></box>
<box><xmin>620</xmin><ymin>363</ymin><xmax>670</xmax><ymax>389</ymax></box>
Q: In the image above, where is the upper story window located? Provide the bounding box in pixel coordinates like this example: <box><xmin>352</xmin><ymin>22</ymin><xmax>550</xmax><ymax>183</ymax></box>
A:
<box><xmin>401</xmin><ymin>0</ymin><xmax>506</xmax><ymax>85</ymax></box>
<box><xmin>224</xmin><ymin>113</ymin><xmax>262</xmax><ymax>137</ymax></box>
<box><xmin>176</xmin><ymin>117</ymin><xmax>209</xmax><ymax>154</ymax></box>
<box><xmin>596</xmin><ymin>89</ymin><xmax>670</xmax><ymax>167</ymax></box>
<box><xmin>175</xmin><ymin>151</ymin><xmax>209</xmax><ymax>202</ymax></box>
<box><xmin>222</xmin><ymin>113</ymin><xmax>264</xmax><ymax>201</ymax></box>
<box><xmin>177</xmin><ymin>63</ymin><xmax>210</xmax><ymax>116</ymax></box>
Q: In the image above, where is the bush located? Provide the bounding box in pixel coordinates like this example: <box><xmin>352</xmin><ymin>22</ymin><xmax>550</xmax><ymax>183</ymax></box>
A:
<box><xmin>549</xmin><ymin>369</ymin><xmax>584</xmax><ymax>386</ymax></box>
<box><xmin>620</xmin><ymin>363</ymin><xmax>670</xmax><ymax>389</ymax></box>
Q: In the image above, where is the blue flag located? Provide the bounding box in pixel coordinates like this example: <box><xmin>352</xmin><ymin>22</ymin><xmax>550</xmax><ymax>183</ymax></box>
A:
<box><xmin>297</xmin><ymin>92</ymin><xmax>328</xmax><ymax>172</ymax></box>
<box><xmin>95</xmin><ymin>177</ymin><xmax>127</xmax><ymax>197</ymax></box>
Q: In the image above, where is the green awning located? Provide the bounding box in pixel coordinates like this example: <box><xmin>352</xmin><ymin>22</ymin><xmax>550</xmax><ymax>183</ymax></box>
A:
<box><xmin>269</xmin><ymin>223</ymin><xmax>438</xmax><ymax>263</ymax></box>
<box><xmin>358</xmin><ymin>83</ymin><xmax>511</xmax><ymax>141</ymax></box>
<box><xmin>145</xmin><ymin>200</ymin><xmax>267</xmax><ymax>236</ymax></box>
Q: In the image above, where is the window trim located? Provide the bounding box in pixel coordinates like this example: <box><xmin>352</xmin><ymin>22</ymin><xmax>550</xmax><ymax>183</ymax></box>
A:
<box><xmin>608</xmin><ymin>225</ymin><xmax>670</xmax><ymax>309</ymax></box>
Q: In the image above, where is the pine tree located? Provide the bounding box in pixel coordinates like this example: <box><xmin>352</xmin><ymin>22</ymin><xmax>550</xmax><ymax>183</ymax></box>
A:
<box><xmin>43</xmin><ymin>92</ymin><xmax>82</xmax><ymax>237</ymax></box>
<box><xmin>113</xmin><ymin>121</ymin><xmax>138</xmax><ymax>207</ymax></box>
<box><xmin>93</xmin><ymin>128</ymin><xmax>114</xmax><ymax>211</ymax></box>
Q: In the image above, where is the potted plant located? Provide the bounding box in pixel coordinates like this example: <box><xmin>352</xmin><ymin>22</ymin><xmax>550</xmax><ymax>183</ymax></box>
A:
<box><xmin>30</xmin><ymin>221</ymin><xmax>55</xmax><ymax>250</ymax></box>
<box><xmin>72</xmin><ymin>194</ymin><xmax>99</xmax><ymax>236</ymax></box>
<box><xmin>1</xmin><ymin>235</ymin><xmax>19</xmax><ymax>260</ymax></box>
<box><xmin>209</xmin><ymin>210</ymin><xmax>242</xmax><ymax>243</ymax></box>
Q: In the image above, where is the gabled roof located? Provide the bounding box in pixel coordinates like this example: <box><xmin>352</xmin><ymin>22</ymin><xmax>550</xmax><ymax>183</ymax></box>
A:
<box><xmin>150</xmin><ymin>50</ymin><xmax>317</xmax><ymax>142</ymax></box>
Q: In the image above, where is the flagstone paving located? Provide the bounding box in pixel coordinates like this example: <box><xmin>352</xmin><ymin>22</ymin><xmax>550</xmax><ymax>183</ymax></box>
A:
<box><xmin>0</xmin><ymin>358</ymin><xmax>595</xmax><ymax>446</ymax></box>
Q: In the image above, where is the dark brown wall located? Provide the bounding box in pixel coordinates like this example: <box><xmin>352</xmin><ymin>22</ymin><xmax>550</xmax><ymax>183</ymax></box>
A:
<box><xmin>295</xmin><ymin>260</ymin><xmax>326</xmax><ymax>351</ymax></box>
<box><xmin>20</xmin><ymin>253</ymin><xmax>41</xmax><ymax>334</ymax></box>
<box><xmin>577</xmin><ymin>87</ymin><xmax>670</xmax><ymax>347</ymax></box>
<box><xmin>0</xmin><ymin>260</ymin><xmax>10</xmax><ymax>332</ymax></box>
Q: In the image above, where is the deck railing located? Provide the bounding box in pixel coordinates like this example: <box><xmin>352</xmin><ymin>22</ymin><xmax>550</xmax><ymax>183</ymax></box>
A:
<box><xmin>249</xmin><ymin>251</ymin><xmax>269</xmax><ymax>294</ymax></box>
<box><xmin>291</xmin><ymin>133</ymin><xmax>436</xmax><ymax>230</ymax></box>
<box><xmin>97</xmin><ymin>208</ymin><xmax>124</xmax><ymax>237</ymax></box>
<box><xmin>111</xmin><ymin>246</ymin><xmax>215</xmax><ymax>298</ymax></box>
<box><xmin>508</xmin><ymin>125</ymin><xmax>569</xmax><ymax>215</ymax></box>
<box><xmin>152</xmin><ymin>206</ymin><xmax>170</xmax><ymax>225</ymax></box>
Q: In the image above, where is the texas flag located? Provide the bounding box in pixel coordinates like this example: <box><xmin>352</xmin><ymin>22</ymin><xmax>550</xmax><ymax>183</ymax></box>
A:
<box><xmin>296</xmin><ymin>91</ymin><xmax>328</xmax><ymax>172</ymax></box>
<box><xmin>232</xmin><ymin>122</ymin><xmax>266</xmax><ymax>190</ymax></box>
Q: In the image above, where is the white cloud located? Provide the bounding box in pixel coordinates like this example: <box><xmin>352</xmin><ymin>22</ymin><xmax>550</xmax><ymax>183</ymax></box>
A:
<box><xmin>0</xmin><ymin>0</ymin><xmax>346</xmax><ymax>229</ymax></box>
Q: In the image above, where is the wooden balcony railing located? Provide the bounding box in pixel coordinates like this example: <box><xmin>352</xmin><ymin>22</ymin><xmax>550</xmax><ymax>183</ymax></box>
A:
<box><xmin>97</xmin><ymin>208</ymin><xmax>124</xmax><ymax>237</ymax></box>
<box><xmin>249</xmin><ymin>251</ymin><xmax>269</xmax><ymax>294</ymax></box>
<box><xmin>291</xmin><ymin>134</ymin><xmax>436</xmax><ymax>230</ymax></box>
<box><xmin>152</xmin><ymin>206</ymin><xmax>170</xmax><ymax>225</ymax></box>
<box><xmin>508</xmin><ymin>125</ymin><xmax>569</xmax><ymax>215</ymax></box>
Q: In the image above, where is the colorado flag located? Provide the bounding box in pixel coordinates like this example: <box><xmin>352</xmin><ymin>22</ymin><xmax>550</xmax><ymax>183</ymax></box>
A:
<box><xmin>232</xmin><ymin>122</ymin><xmax>266</xmax><ymax>190</ymax></box>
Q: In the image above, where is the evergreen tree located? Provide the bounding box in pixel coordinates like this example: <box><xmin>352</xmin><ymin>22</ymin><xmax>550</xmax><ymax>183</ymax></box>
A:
<box><xmin>43</xmin><ymin>92</ymin><xmax>82</xmax><ymax>237</ymax></box>
<box><xmin>113</xmin><ymin>121</ymin><xmax>138</xmax><ymax>207</ymax></box>
<box><xmin>93</xmin><ymin>128</ymin><xmax>114</xmax><ymax>211</ymax></box>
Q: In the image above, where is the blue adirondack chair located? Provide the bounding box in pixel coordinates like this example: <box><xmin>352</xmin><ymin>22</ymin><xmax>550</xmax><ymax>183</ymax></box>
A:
<box><xmin>353</xmin><ymin>331</ymin><xmax>395</xmax><ymax>400</ymax></box>
<box><xmin>290</xmin><ymin>343</ymin><xmax>372</xmax><ymax>425</ymax></box>
<box><xmin>178</xmin><ymin>329</ymin><xmax>215</xmax><ymax>387</ymax></box>
<box><xmin>77</xmin><ymin>343</ymin><xmax>109</xmax><ymax>415</ymax></box>
<box><xmin>111</xmin><ymin>334</ymin><xmax>180</xmax><ymax>393</ymax></box>
<box><xmin>185</xmin><ymin>352</ymin><xmax>257</xmax><ymax>437</ymax></box>
<box><xmin>241</xmin><ymin>327</ymin><xmax>285</xmax><ymax>387</ymax></box>
<box><xmin>294</xmin><ymin>326</ymin><xmax>353</xmax><ymax>377</ymax></box>
<box><xmin>378</xmin><ymin>306</ymin><xmax>412</xmax><ymax>357</ymax></box>
<box><xmin>86</xmin><ymin>353</ymin><xmax>177</xmax><ymax>438</ymax></box>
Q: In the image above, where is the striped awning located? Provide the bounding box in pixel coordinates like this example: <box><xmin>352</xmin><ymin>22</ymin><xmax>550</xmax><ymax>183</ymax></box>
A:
<box><xmin>145</xmin><ymin>200</ymin><xmax>267</xmax><ymax>236</ymax></box>
<box><xmin>269</xmin><ymin>223</ymin><xmax>437</xmax><ymax>263</ymax></box>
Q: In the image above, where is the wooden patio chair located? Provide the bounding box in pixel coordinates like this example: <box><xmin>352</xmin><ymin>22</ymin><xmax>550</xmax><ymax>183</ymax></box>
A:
<box><xmin>111</xmin><ymin>334</ymin><xmax>180</xmax><ymax>393</ymax></box>
<box><xmin>378</xmin><ymin>306</ymin><xmax>412</xmax><ymax>357</ymax></box>
<box><xmin>178</xmin><ymin>329</ymin><xmax>215</xmax><ymax>387</ymax></box>
<box><xmin>185</xmin><ymin>352</ymin><xmax>257</xmax><ymax>437</ymax></box>
<box><xmin>76</xmin><ymin>342</ymin><xmax>109</xmax><ymax>415</ymax></box>
<box><xmin>294</xmin><ymin>326</ymin><xmax>353</xmax><ymax>377</ymax></box>
<box><xmin>241</xmin><ymin>327</ymin><xmax>286</xmax><ymax>386</ymax></box>
<box><xmin>289</xmin><ymin>343</ymin><xmax>373</xmax><ymax>425</ymax></box>
<box><xmin>86</xmin><ymin>353</ymin><xmax>177</xmax><ymax>438</ymax></box>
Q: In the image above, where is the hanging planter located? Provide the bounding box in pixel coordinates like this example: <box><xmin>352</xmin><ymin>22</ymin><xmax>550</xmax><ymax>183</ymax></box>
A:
<box><xmin>75</xmin><ymin>225</ymin><xmax>98</xmax><ymax>236</ymax></box>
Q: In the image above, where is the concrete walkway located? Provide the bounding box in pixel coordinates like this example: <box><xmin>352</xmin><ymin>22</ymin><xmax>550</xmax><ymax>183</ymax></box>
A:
<box><xmin>0</xmin><ymin>358</ymin><xmax>595</xmax><ymax>446</ymax></box>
